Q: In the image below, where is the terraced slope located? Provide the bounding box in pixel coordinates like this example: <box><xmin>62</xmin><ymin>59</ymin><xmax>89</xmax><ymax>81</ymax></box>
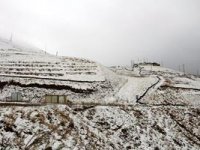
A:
<box><xmin>0</xmin><ymin>40</ymin><xmax>104</xmax><ymax>82</ymax></box>
<box><xmin>0</xmin><ymin>39</ymin><xmax>122</xmax><ymax>102</ymax></box>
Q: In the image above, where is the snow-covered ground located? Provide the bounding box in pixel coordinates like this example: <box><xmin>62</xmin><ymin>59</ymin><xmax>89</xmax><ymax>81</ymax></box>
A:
<box><xmin>0</xmin><ymin>104</ymin><xmax>199</xmax><ymax>149</ymax></box>
<box><xmin>0</xmin><ymin>38</ymin><xmax>200</xmax><ymax>149</ymax></box>
<box><xmin>116</xmin><ymin>76</ymin><xmax>158</xmax><ymax>104</ymax></box>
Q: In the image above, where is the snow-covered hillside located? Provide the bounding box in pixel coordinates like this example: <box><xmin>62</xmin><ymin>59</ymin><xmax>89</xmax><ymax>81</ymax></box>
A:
<box><xmin>0</xmin><ymin>38</ymin><xmax>200</xmax><ymax>149</ymax></box>
<box><xmin>0</xmin><ymin>39</ymin><xmax>125</xmax><ymax>103</ymax></box>
<box><xmin>0</xmin><ymin>39</ymin><xmax>104</xmax><ymax>81</ymax></box>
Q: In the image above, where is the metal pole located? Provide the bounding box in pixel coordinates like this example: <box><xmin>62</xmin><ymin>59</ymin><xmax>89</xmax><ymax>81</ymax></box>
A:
<box><xmin>182</xmin><ymin>64</ymin><xmax>185</xmax><ymax>74</ymax></box>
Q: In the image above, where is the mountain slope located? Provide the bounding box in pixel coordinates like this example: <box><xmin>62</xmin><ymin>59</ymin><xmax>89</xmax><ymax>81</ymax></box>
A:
<box><xmin>0</xmin><ymin>38</ymin><xmax>199</xmax><ymax>149</ymax></box>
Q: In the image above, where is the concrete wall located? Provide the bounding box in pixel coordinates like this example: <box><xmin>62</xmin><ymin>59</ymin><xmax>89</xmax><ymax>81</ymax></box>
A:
<box><xmin>11</xmin><ymin>92</ymin><xmax>22</xmax><ymax>101</ymax></box>
<box><xmin>45</xmin><ymin>95</ymin><xmax>68</xmax><ymax>104</ymax></box>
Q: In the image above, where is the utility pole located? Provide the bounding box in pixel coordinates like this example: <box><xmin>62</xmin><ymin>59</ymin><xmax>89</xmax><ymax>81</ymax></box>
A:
<box><xmin>9</xmin><ymin>33</ymin><xmax>13</xmax><ymax>43</ymax></box>
<box><xmin>131</xmin><ymin>60</ymin><xmax>134</xmax><ymax>71</ymax></box>
<box><xmin>182</xmin><ymin>64</ymin><xmax>185</xmax><ymax>74</ymax></box>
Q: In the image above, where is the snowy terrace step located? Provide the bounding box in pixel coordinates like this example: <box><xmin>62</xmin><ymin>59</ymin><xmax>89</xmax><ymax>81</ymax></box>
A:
<box><xmin>0</xmin><ymin>73</ymin><xmax>105</xmax><ymax>82</ymax></box>
<box><xmin>0</xmin><ymin>65</ymin><xmax>98</xmax><ymax>71</ymax></box>
<box><xmin>0</xmin><ymin>61</ymin><xmax>98</xmax><ymax>68</ymax></box>
<box><xmin>0</xmin><ymin>67</ymin><xmax>97</xmax><ymax>74</ymax></box>
<box><xmin>0</xmin><ymin>102</ymin><xmax>44</xmax><ymax>107</ymax></box>
<box><xmin>0</xmin><ymin>67</ymin><xmax>63</xmax><ymax>71</ymax></box>
<box><xmin>0</xmin><ymin>72</ymin><xmax>64</xmax><ymax>77</ymax></box>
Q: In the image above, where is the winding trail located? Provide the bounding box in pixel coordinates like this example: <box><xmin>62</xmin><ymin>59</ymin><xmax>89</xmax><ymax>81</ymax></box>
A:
<box><xmin>136</xmin><ymin>76</ymin><xmax>161</xmax><ymax>104</ymax></box>
<box><xmin>115</xmin><ymin>75</ymin><xmax>161</xmax><ymax>104</ymax></box>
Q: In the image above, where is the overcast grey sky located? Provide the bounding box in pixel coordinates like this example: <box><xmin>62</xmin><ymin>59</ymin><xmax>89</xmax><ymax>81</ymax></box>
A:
<box><xmin>0</xmin><ymin>0</ymin><xmax>200</xmax><ymax>74</ymax></box>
